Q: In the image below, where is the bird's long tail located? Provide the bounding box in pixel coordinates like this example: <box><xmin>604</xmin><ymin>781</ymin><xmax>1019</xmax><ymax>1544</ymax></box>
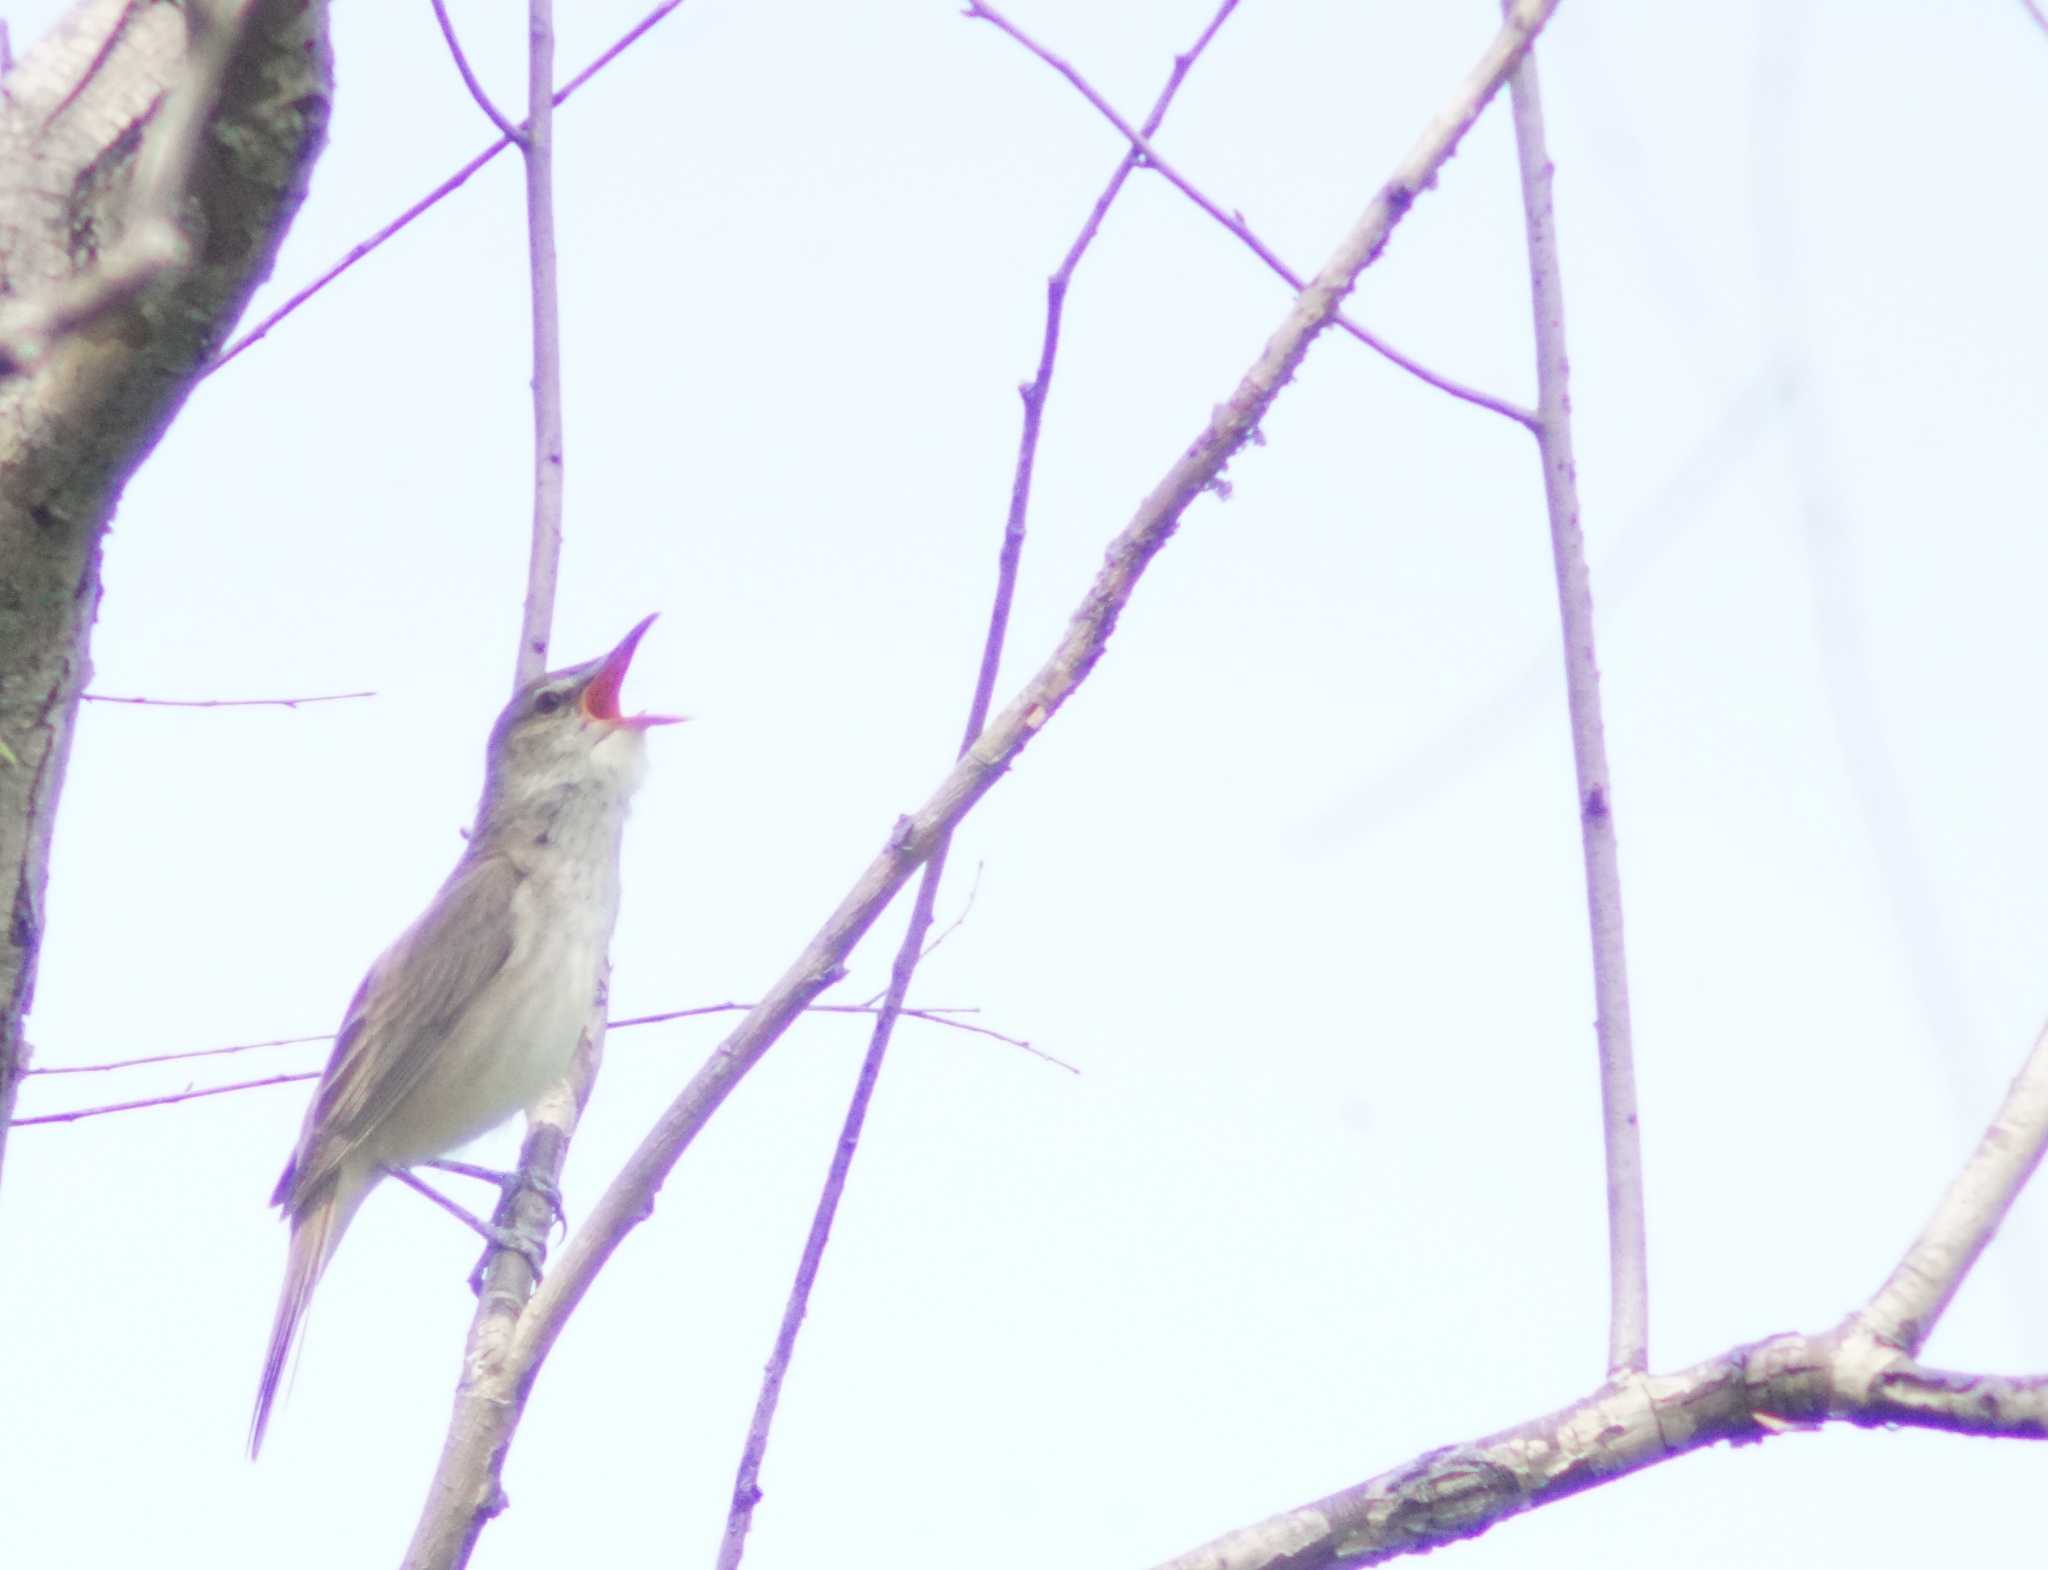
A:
<box><xmin>249</xmin><ymin>1169</ymin><xmax>370</xmax><ymax>1458</ymax></box>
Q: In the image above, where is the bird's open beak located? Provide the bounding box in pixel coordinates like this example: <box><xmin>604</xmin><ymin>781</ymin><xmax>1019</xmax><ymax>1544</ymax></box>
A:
<box><xmin>580</xmin><ymin>614</ymin><xmax>685</xmax><ymax>729</ymax></box>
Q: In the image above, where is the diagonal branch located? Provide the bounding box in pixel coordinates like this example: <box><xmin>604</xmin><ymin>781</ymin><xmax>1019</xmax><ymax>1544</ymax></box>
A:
<box><xmin>207</xmin><ymin>0</ymin><xmax>689</xmax><ymax>374</ymax></box>
<box><xmin>714</xmin><ymin>7</ymin><xmax>1242</xmax><ymax>1564</ymax></box>
<box><xmin>1856</xmin><ymin>1018</ymin><xmax>2048</xmax><ymax>1352</ymax></box>
<box><xmin>967</xmin><ymin>0</ymin><xmax>1535</xmax><ymax>429</ymax></box>
<box><xmin>394</xmin><ymin>3</ymin><xmax>1564</xmax><ymax>1560</ymax></box>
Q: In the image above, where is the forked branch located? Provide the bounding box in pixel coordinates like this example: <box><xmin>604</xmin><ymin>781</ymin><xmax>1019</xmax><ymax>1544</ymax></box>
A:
<box><xmin>1146</xmin><ymin>1017</ymin><xmax>2048</xmax><ymax>1567</ymax></box>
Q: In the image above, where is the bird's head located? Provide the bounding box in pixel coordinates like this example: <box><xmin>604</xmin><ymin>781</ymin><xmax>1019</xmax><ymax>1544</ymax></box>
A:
<box><xmin>480</xmin><ymin>614</ymin><xmax>684</xmax><ymax>825</ymax></box>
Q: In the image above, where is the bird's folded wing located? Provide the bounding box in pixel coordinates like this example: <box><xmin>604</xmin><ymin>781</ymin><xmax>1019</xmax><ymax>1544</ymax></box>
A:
<box><xmin>277</xmin><ymin>851</ymin><xmax>522</xmax><ymax>1208</ymax></box>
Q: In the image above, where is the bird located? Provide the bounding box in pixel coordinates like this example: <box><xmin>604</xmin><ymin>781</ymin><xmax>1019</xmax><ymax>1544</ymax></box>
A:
<box><xmin>249</xmin><ymin>616</ymin><xmax>679</xmax><ymax>1457</ymax></box>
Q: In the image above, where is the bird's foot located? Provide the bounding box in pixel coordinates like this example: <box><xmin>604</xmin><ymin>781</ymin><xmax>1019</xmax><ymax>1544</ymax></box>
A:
<box><xmin>465</xmin><ymin>1223</ymin><xmax>546</xmax><ymax>1297</ymax></box>
<box><xmin>382</xmin><ymin>1164</ymin><xmax>552</xmax><ymax>1292</ymax></box>
<box><xmin>421</xmin><ymin>1158</ymin><xmax>568</xmax><ymax>1238</ymax></box>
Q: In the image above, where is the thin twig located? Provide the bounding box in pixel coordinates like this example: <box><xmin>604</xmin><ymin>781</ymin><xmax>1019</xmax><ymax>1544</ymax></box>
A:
<box><xmin>10</xmin><ymin>1001</ymin><xmax>1071</xmax><ymax>1126</ymax></box>
<box><xmin>81</xmin><ymin>689</ymin><xmax>373</xmax><ymax>709</ymax></box>
<box><xmin>428</xmin><ymin>0</ymin><xmax>526</xmax><ymax>144</ymax></box>
<box><xmin>2020</xmin><ymin>0</ymin><xmax>2048</xmax><ymax>40</ymax></box>
<box><xmin>512</xmin><ymin>2</ymin><xmax>565</xmax><ymax>684</ymax></box>
<box><xmin>715</xmin><ymin>873</ymin><xmax>949</xmax><ymax>1569</ymax></box>
<box><xmin>856</xmin><ymin>861</ymin><xmax>986</xmax><ymax>1005</ymax></box>
<box><xmin>207</xmin><ymin>0</ymin><xmax>689</xmax><ymax>376</ymax></box>
<box><xmin>18</xmin><ymin>1002</ymin><xmax>1053</xmax><ymax>1096</ymax></box>
<box><xmin>10</xmin><ymin>1071</ymin><xmax>315</xmax><ymax>1124</ymax></box>
<box><xmin>613</xmin><ymin>1000</ymin><xmax>1062</xmax><ymax>1065</ymax></box>
<box><xmin>1505</xmin><ymin>34</ymin><xmax>1646</xmax><ymax>1375</ymax></box>
<box><xmin>23</xmin><ymin>1032</ymin><xmax>331</xmax><ymax>1075</ymax></box>
<box><xmin>915</xmin><ymin>858</ymin><xmax>984</xmax><ymax>966</ymax></box>
<box><xmin>965</xmin><ymin>1</ymin><xmax>1536</xmax><ymax>429</ymax></box>
<box><xmin>715</xmin><ymin>13</ymin><xmax>1240</xmax><ymax>1559</ymax></box>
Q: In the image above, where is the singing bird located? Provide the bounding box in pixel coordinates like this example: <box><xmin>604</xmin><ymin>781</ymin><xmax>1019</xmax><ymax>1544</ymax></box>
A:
<box><xmin>250</xmin><ymin>617</ymin><xmax>679</xmax><ymax>1457</ymax></box>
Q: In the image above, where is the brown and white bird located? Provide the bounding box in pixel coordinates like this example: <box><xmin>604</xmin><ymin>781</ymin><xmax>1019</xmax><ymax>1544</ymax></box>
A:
<box><xmin>250</xmin><ymin>616</ymin><xmax>678</xmax><ymax>1457</ymax></box>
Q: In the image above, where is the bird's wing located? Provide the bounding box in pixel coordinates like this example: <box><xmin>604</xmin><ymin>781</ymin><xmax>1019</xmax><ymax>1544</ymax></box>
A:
<box><xmin>274</xmin><ymin>850</ymin><xmax>522</xmax><ymax>1210</ymax></box>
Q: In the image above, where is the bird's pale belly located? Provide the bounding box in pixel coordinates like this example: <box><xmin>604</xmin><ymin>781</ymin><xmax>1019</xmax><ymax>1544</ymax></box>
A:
<box><xmin>374</xmin><ymin>929</ymin><xmax>601</xmax><ymax>1169</ymax></box>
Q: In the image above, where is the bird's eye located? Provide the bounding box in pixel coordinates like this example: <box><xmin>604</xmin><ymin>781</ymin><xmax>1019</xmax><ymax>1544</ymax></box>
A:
<box><xmin>534</xmin><ymin>690</ymin><xmax>565</xmax><ymax>715</ymax></box>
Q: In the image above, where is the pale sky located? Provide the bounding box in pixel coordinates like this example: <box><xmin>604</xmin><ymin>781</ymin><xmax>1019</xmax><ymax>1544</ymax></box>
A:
<box><xmin>4</xmin><ymin>2</ymin><xmax>2046</xmax><ymax>1566</ymax></box>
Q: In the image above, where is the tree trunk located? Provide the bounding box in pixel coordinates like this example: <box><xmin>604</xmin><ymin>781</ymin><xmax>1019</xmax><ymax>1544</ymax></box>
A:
<box><xmin>0</xmin><ymin>0</ymin><xmax>332</xmax><ymax>1186</ymax></box>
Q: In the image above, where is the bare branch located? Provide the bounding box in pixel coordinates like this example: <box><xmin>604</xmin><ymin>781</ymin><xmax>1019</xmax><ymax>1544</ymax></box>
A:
<box><xmin>81</xmin><ymin>688</ymin><xmax>373</xmax><ymax>709</ymax></box>
<box><xmin>613</xmin><ymin>1000</ymin><xmax>1060</xmax><ymax>1064</ymax></box>
<box><xmin>1342</xmin><ymin>314</ymin><xmax>1539</xmax><ymax>429</ymax></box>
<box><xmin>966</xmin><ymin>1</ymin><xmax>1536</xmax><ymax>429</ymax></box>
<box><xmin>24</xmin><ymin>1031</ymin><xmax>330</xmax><ymax>1075</ymax></box>
<box><xmin>1310</xmin><ymin>369</ymin><xmax>1784</xmax><ymax>838</ymax></box>
<box><xmin>510</xmin><ymin>1</ymin><xmax>566</xmax><ymax>686</ymax></box>
<box><xmin>1505</xmin><ymin>30</ymin><xmax>1646</xmax><ymax>1374</ymax></box>
<box><xmin>1144</xmin><ymin>1331</ymin><xmax>2047</xmax><ymax>1570</ymax></box>
<box><xmin>1857</xmin><ymin>1018</ymin><xmax>2048</xmax><ymax>1352</ymax></box>
<box><xmin>392</xmin><ymin>3</ymin><xmax>1562</xmax><ymax>1556</ymax></box>
<box><xmin>1854</xmin><ymin>1358</ymin><xmax>2048</xmax><ymax>1435</ymax></box>
<box><xmin>11</xmin><ymin>1070</ymin><xmax>315</xmax><ymax>1125</ymax></box>
<box><xmin>207</xmin><ymin>0</ymin><xmax>690</xmax><ymax>375</ymax></box>
<box><xmin>909</xmin><ymin>858</ymin><xmax>984</xmax><ymax>970</ymax></box>
<box><xmin>717</xmin><ymin>10</ymin><xmax>1241</xmax><ymax>1561</ymax></box>
<box><xmin>2019</xmin><ymin>0</ymin><xmax>2048</xmax><ymax>41</ymax></box>
<box><xmin>13</xmin><ymin>1006</ymin><xmax>1054</xmax><ymax>1128</ymax></box>
<box><xmin>525</xmin><ymin>0</ymin><xmax>1562</xmax><ymax>1377</ymax></box>
<box><xmin>428</xmin><ymin>0</ymin><xmax>526</xmax><ymax>145</ymax></box>
<box><xmin>1155</xmin><ymin>1023</ymin><xmax>2048</xmax><ymax>1570</ymax></box>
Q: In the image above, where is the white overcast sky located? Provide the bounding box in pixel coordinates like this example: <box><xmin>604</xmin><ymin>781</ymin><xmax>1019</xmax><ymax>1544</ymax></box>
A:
<box><xmin>4</xmin><ymin>1</ymin><xmax>2046</xmax><ymax>1566</ymax></box>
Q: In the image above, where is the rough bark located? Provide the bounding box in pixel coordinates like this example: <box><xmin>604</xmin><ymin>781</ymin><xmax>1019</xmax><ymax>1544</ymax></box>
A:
<box><xmin>0</xmin><ymin>0</ymin><xmax>332</xmax><ymax>1185</ymax></box>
